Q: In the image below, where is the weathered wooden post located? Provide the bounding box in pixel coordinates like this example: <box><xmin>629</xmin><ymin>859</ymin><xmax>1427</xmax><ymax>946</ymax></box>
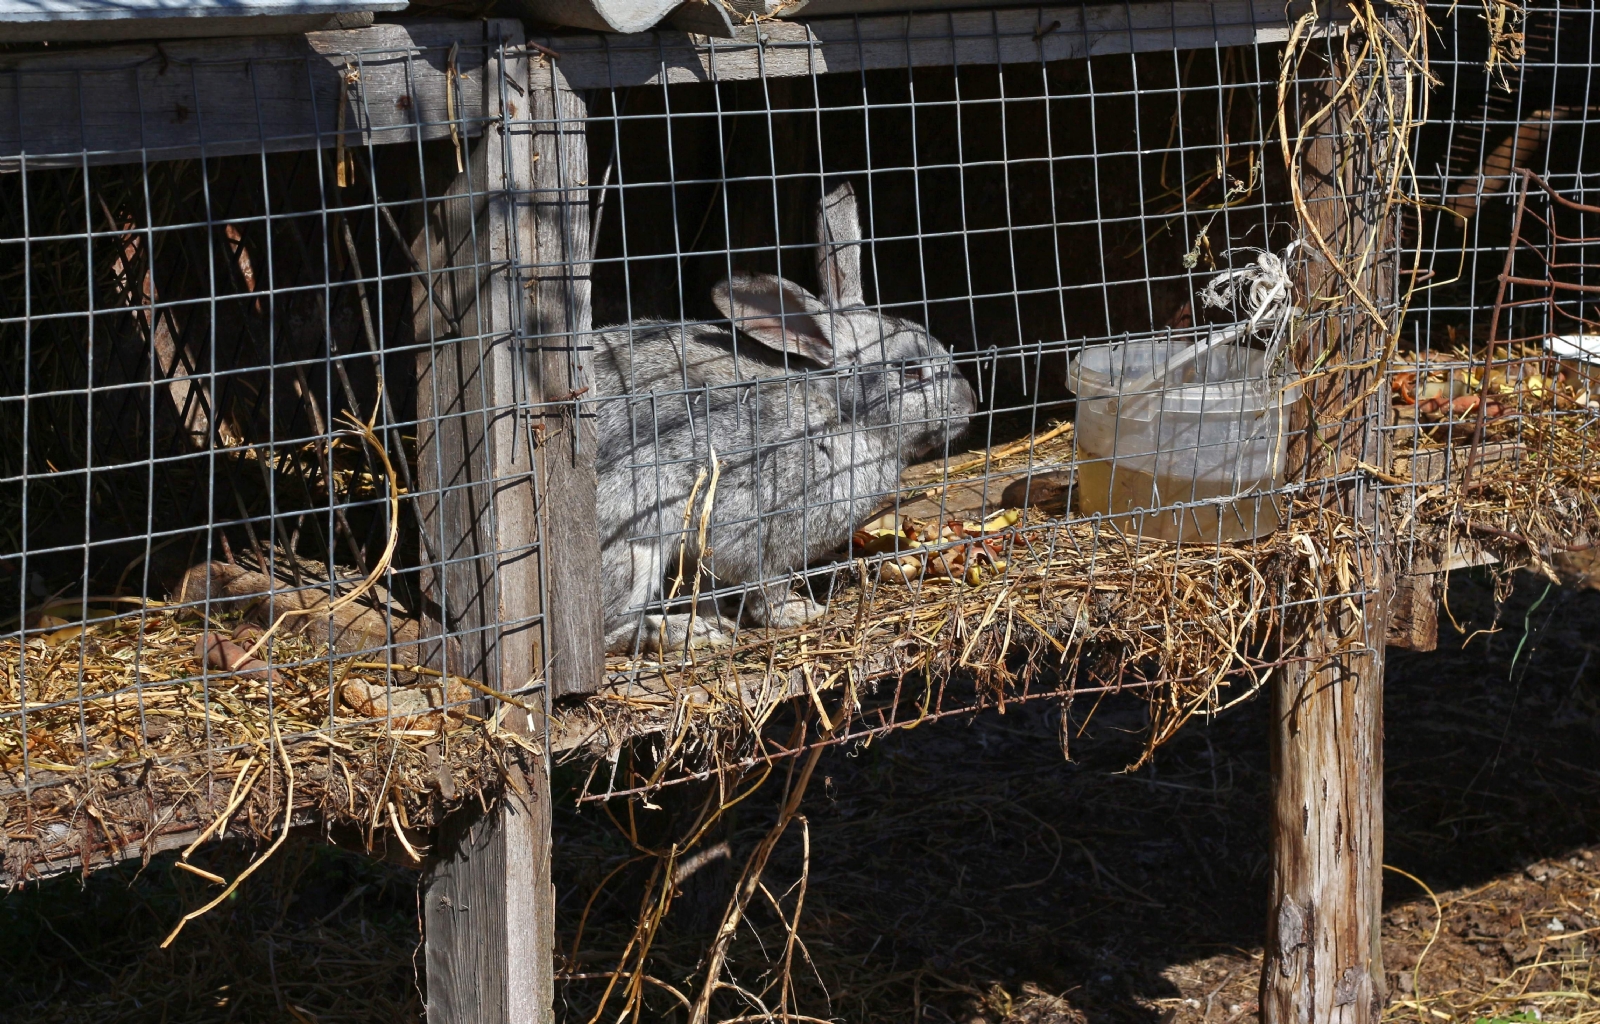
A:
<box><xmin>1262</xmin><ymin>9</ymin><xmax>1412</xmax><ymax>1022</ymax></box>
<box><xmin>413</xmin><ymin>21</ymin><xmax>602</xmax><ymax>1024</ymax></box>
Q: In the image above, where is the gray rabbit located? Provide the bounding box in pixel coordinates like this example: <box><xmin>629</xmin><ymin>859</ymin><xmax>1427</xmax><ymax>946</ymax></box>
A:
<box><xmin>592</xmin><ymin>182</ymin><xmax>977</xmax><ymax>655</ymax></box>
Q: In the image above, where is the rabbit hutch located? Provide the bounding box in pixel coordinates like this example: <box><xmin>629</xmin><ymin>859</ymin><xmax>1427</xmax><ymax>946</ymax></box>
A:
<box><xmin>2</xmin><ymin>0</ymin><xmax>1592</xmax><ymax>1021</ymax></box>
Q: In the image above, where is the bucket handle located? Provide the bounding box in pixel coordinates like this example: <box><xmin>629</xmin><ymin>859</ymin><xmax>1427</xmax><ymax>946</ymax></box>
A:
<box><xmin>1119</xmin><ymin>323</ymin><xmax>1246</xmax><ymax>405</ymax></box>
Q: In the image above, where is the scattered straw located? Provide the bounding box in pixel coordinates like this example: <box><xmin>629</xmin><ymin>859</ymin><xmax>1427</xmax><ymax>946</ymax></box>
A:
<box><xmin>1</xmin><ymin>610</ymin><xmax>511</xmax><ymax>883</ymax></box>
<box><xmin>161</xmin><ymin>718</ymin><xmax>294</xmax><ymax>947</ymax></box>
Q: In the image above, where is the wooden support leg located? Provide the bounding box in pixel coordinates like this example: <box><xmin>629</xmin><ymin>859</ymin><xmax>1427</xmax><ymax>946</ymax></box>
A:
<box><xmin>1386</xmin><ymin>572</ymin><xmax>1439</xmax><ymax>652</ymax></box>
<box><xmin>1264</xmin><ymin>599</ymin><xmax>1387</xmax><ymax>1023</ymax></box>
<box><xmin>424</xmin><ymin>715</ymin><xmax>554</xmax><ymax>1023</ymax></box>
<box><xmin>1264</xmin><ymin>9</ymin><xmax>1416</xmax><ymax>1021</ymax></box>
<box><xmin>411</xmin><ymin>23</ymin><xmax>575</xmax><ymax>1024</ymax></box>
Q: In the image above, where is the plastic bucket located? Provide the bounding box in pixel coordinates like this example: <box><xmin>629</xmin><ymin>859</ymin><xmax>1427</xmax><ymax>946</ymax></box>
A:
<box><xmin>1068</xmin><ymin>335</ymin><xmax>1300</xmax><ymax>543</ymax></box>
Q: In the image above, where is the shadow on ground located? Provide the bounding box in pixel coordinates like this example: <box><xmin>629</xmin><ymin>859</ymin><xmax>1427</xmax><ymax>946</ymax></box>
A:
<box><xmin>3</xmin><ymin>570</ymin><xmax>1597</xmax><ymax>1023</ymax></box>
<box><xmin>553</xmin><ymin>570</ymin><xmax>1600</xmax><ymax>1024</ymax></box>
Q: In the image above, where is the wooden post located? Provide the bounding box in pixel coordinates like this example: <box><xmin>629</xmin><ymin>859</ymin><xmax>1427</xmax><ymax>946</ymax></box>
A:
<box><xmin>528</xmin><ymin>55</ymin><xmax>605</xmax><ymax>700</ymax></box>
<box><xmin>1261</xmin><ymin>15</ymin><xmax>1408</xmax><ymax>1024</ymax></box>
<box><xmin>413</xmin><ymin>21</ymin><xmax>602</xmax><ymax>1024</ymax></box>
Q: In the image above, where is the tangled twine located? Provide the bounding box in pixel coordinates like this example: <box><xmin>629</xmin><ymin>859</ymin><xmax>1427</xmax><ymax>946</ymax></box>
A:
<box><xmin>1198</xmin><ymin>242</ymin><xmax>1304</xmax><ymax>371</ymax></box>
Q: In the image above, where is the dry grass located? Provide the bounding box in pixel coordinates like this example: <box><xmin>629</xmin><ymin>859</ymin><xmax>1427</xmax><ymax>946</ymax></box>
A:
<box><xmin>1</xmin><ymin>607</ymin><xmax>513</xmax><ymax>885</ymax></box>
<box><xmin>1390</xmin><ymin>343</ymin><xmax>1600</xmax><ymax>580</ymax></box>
<box><xmin>2</xmin><ymin>567</ymin><xmax>1596</xmax><ymax>1024</ymax></box>
<box><xmin>569</xmin><ymin>491</ymin><xmax>1354</xmax><ymax>792</ymax></box>
<box><xmin>550</xmin><ymin>569</ymin><xmax>1600</xmax><ymax>1024</ymax></box>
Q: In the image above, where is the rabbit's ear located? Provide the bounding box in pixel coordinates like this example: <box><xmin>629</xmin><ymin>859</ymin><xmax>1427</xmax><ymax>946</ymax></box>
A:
<box><xmin>711</xmin><ymin>273</ymin><xmax>835</xmax><ymax>365</ymax></box>
<box><xmin>816</xmin><ymin>181</ymin><xmax>865</xmax><ymax>309</ymax></box>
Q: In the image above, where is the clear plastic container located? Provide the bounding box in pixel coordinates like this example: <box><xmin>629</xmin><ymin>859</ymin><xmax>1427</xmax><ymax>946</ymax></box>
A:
<box><xmin>1068</xmin><ymin>334</ymin><xmax>1300</xmax><ymax>543</ymax></box>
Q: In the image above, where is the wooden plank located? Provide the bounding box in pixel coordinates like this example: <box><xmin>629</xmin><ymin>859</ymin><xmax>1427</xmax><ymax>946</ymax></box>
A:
<box><xmin>534</xmin><ymin>0</ymin><xmax>1342</xmax><ymax>90</ymax></box>
<box><xmin>424</xmin><ymin>711</ymin><xmax>554</xmax><ymax>1024</ymax></box>
<box><xmin>0</xmin><ymin>804</ymin><xmax>321</xmax><ymax>887</ymax></box>
<box><xmin>416</xmin><ymin>21</ymin><xmax>557</xmax><ymax>1024</ymax></box>
<box><xmin>1384</xmin><ymin>441</ymin><xmax>1520</xmax><ymax>649</ymax></box>
<box><xmin>1</xmin><ymin>12</ymin><xmax>388</xmax><ymax>44</ymax></box>
<box><xmin>1386</xmin><ymin>573</ymin><xmax>1438</xmax><ymax>651</ymax></box>
<box><xmin>412</xmin><ymin>142</ymin><xmax>528</xmax><ymax>689</ymax></box>
<box><xmin>409</xmin><ymin>28</ymin><xmax>541</xmax><ymax>731</ymax></box>
<box><xmin>1393</xmin><ymin>440</ymin><xmax>1522</xmax><ymax>487</ymax></box>
<box><xmin>0</xmin><ymin>22</ymin><xmax>491</xmax><ymax>168</ymax></box>
<box><xmin>527</xmin><ymin>56</ymin><xmax>606</xmax><ymax>699</ymax></box>
<box><xmin>881</xmin><ymin>464</ymin><xmax>1074</xmax><ymax>521</ymax></box>
<box><xmin>410</xmin><ymin>23</ymin><xmax>545</xmax><ymax>699</ymax></box>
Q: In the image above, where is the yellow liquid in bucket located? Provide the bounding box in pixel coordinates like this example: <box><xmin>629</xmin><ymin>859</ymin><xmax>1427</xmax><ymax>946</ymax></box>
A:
<box><xmin>1076</xmin><ymin>458</ymin><xmax>1284</xmax><ymax>543</ymax></box>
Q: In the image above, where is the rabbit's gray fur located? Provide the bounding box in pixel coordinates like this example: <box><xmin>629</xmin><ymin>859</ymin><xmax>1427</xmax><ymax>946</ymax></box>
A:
<box><xmin>592</xmin><ymin>183</ymin><xmax>976</xmax><ymax>655</ymax></box>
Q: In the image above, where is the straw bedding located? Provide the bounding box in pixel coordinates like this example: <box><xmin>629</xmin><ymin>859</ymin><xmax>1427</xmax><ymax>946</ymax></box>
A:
<box><xmin>4</xmin><ymin>570</ymin><xmax>1595</xmax><ymax>1024</ymax></box>
<box><xmin>0</xmin><ymin>611</ymin><xmax>515</xmax><ymax>883</ymax></box>
<box><xmin>565</xmin><ymin>420</ymin><xmax>1354</xmax><ymax>784</ymax></box>
<box><xmin>0</xmin><ymin>401</ymin><xmax>1390</xmax><ymax>886</ymax></box>
<box><xmin>11</xmin><ymin>346</ymin><xmax>1597</xmax><ymax>883</ymax></box>
<box><xmin>1389</xmin><ymin>342</ymin><xmax>1600</xmax><ymax>582</ymax></box>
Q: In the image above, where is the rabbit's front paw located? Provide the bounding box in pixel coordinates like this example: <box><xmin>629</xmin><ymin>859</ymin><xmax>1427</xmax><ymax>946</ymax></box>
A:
<box><xmin>630</xmin><ymin>613</ymin><xmax>733</xmax><ymax>657</ymax></box>
<box><xmin>751</xmin><ymin>591</ymin><xmax>827</xmax><ymax>629</ymax></box>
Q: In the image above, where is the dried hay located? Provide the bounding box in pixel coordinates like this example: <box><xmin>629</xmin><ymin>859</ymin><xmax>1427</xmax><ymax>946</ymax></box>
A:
<box><xmin>550</xmin><ymin>572</ymin><xmax>1600</xmax><ymax>1024</ymax></box>
<box><xmin>0</xmin><ymin>605</ymin><xmax>517</xmax><ymax>885</ymax></box>
<box><xmin>1390</xmin><ymin>341</ymin><xmax>1600</xmax><ymax>581</ymax></box>
<box><xmin>4</xmin><ymin>572</ymin><xmax>1594</xmax><ymax>1024</ymax></box>
<box><xmin>569</xmin><ymin>484</ymin><xmax>1363</xmax><ymax>792</ymax></box>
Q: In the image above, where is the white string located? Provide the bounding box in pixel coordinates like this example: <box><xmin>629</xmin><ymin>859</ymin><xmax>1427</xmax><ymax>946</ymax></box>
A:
<box><xmin>1198</xmin><ymin>240</ymin><xmax>1304</xmax><ymax>371</ymax></box>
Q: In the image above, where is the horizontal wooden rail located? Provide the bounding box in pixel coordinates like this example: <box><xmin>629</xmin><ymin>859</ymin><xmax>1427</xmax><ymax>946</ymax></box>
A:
<box><xmin>535</xmin><ymin>0</ymin><xmax>1341</xmax><ymax>90</ymax></box>
<box><xmin>0</xmin><ymin>22</ymin><xmax>497</xmax><ymax>168</ymax></box>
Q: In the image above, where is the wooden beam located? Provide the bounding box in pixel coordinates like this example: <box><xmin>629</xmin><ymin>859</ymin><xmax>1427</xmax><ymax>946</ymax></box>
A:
<box><xmin>0</xmin><ymin>22</ymin><xmax>492</xmax><ymax>168</ymax></box>
<box><xmin>0</xmin><ymin>805</ymin><xmax>322</xmax><ymax>888</ymax></box>
<box><xmin>414</xmin><ymin>22</ymin><xmax>557</xmax><ymax>1024</ymax></box>
<box><xmin>1384</xmin><ymin>442</ymin><xmax>1522</xmax><ymax>650</ymax></box>
<box><xmin>534</xmin><ymin>0</ymin><xmax>1341</xmax><ymax>90</ymax></box>
<box><xmin>1386</xmin><ymin>573</ymin><xmax>1438</xmax><ymax>651</ymax></box>
<box><xmin>0</xmin><ymin>11</ymin><xmax>394</xmax><ymax>44</ymax></box>
<box><xmin>411</xmin><ymin>144</ymin><xmax>541</xmax><ymax>695</ymax></box>
<box><xmin>424</xmin><ymin>710</ymin><xmax>555</xmax><ymax>1024</ymax></box>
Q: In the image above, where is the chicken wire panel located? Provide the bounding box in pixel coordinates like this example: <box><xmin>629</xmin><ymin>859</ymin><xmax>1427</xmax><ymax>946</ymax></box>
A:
<box><xmin>1392</xmin><ymin>0</ymin><xmax>1600</xmax><ymax>574</ymax></box>
<box><xmin>574</xmin><ymin>10</ymin><xmax>1391</xmax><ymax>685</ymax></box>
<box><xmin>0</xmin><ymin>23</ymin><xmax>562</xmax><ymax>881</ymax></box>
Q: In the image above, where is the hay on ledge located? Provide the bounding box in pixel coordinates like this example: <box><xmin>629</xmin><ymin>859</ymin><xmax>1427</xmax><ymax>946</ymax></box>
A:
<box><xmin>561</xmin><ymin>489</ymin><xmax>1356</xmax><ymax>784</ymax></box>
<box><xmin>1</xmin><ymin>608</ymin><xmax>518</xmax><ymax>885</ymax></box>
<box><xmin>1389</xmin><ymin>343</ymin><xmax>1600</xmax><ymax>581</ymax></box>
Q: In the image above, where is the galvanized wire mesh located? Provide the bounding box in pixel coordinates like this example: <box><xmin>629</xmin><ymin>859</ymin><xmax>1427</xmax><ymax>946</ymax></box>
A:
<box><xmin>0</xmin><ymin>3</ymin><xmax>1435</xmax><ymax>880</ymax></box>
<box><xmin>572</xmin><ymin>8</ymin><xmax>1383</xmax><ymax>688</ymax></box>
<box><xmin>0</xmin><ymin>24</ymin><xmax>548</xmax><ymax>880</ymax></box>
<box><xmin>1390</xmin><ymin>0</ymin><xmax>1600</xmax><ymax>575</ymax></box>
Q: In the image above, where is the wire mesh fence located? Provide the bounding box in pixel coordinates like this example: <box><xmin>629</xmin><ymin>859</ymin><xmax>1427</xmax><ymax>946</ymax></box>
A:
<box><xmin>556</xmin><ymin>0</ymin><xmax>1403</xmax><ymax>784</ymax></box>
<box><xmin>0</xmin><ymin>22</ymin><xmax>559</xmax><ymax>882</ymax></box>
<box><xmin>583</xmin><ymin>20</ymin><xmax>1296</xmax><ymax>658</ymax></box>
<box><xmin>0</xmin><ymin>0</ymin><xmax>1554</xmax><ymax>891</ymax></box>
<box><xmin>1388</xmin><ymin>0</ymin><xmax>1600</xmax><ymax>586</ymax></box>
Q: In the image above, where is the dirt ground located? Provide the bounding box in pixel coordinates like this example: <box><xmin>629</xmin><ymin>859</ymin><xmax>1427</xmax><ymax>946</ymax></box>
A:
<box><xmin>3</xmin><ymin>569</ymin><xmax>1598</xmax><ymax>1023</ymax></box>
